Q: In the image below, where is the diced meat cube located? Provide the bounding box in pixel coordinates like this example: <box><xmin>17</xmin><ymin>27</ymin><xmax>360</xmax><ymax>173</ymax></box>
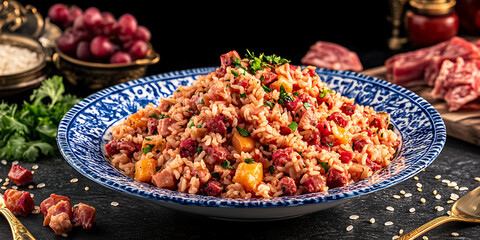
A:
<box><xmin>277</xmin><ymin>177</ymin><xmax>297</xmax><ymax>195</ymax></box>
<box><xmin>40</xmin><ymin>194</ymin><xmax>71</xmax><ymax>217</ymax></box>
<box><xmin>72</xmin><ymin>203</ymin><xmax>96</xmax><ymax>230</ymax></box>
<box><xmin>206</xmin><ymin>115</ymin><xmax>227</xmax><ymax>136</ymax></box>
<box><xmin>284</xmin><ymin>95</ymin><xmax>301</xmax><ymax>111</ymax></box>
<box><xmin>151</xmin><ymin>170</ymin><xmax>175</xmax><ymax>189</ymax></box>
<box><xmin>339</xmin><ymin>151</ymin><xmax>354</xmax><ymax>163</ymax></box>
<box><xmin>327</xmin><ymin>112</ymin><xmax>349</xmax><ymax>128</ymax></box>
<box><xmin>147</xmin><ymin>117</ymin><xmax>158</xmax><ymax>135</ymax></box>
<box><xmin>369</xmin><ymin>112</ymin><xmax>390</xmax><ymax>129</ymax></box>
<box><xmin>202</xmin><ymin>180</ymin><xmax>223</xmax><ymax>197</ymax></box>
<box><xmin>298</xmin><ymin>110</ymin><xmax>316</xmax><ymax>130</ymax></box>
<box><xmin>3</xmin><ymin>189</ymin><xmax>35</xmax><ymax>216</ymax></box>
<box><xmin>8</xmin><ymin>164</ymin><xmax>33</xmax><ymax>186</ymax></box>
<box><xmin>340</xmin><ymin>103</ymin><xmax>356</xmax><ymax>116</ymax></box>
<box><xmin>119</xmin><ymin>140</ymin><xmax>137</xmax><ymax>153</ymax></box>
<box><xmin>216</xmin><ymin>50</ymin><xmax>241</xmax><ymax>77</ymax></box>
<box><xmin>157</xmin><ymin>117</ymin><xmax>174</xmax><ymax>137</ymax></box>
<box><xmin>179</xmin><ymin>138</ymin><xmax>198</xmax><ymax>158</ymax></box>
<box><xmin>316</xmin><ymin>120</ymin><xmax>332</xmax><ymax>136</ymax></box>
<box><xmin>326</xmin><ymin>168</ymin><xmax>348</xmax><ymax>188</ymax></box>
<box><xmin>366</xmin><ymin>159</ymin><xmax>382</xmax><ymax>172</ymax></box>
<box><xmin>105</xmin><ymin>139</ymin><xmax>120</xmax><ymax>156</ymax></box>
<box><xmin>352</xmin><ymin>135</ymin><xmax>370</xmax><ymax>152</ymax></box>
<box><xmin>272</xmin><ymin>148</ymin><xmax>293</xmax><ymax>166</ymax></box>
<box><xmin>204</xmin><ymin>146</ymin><xmax>230</xmax><ymax>164</ymax></box>
<box><xmin>304</xmin><ymin>175</ymin><xmax>327</xmax><ymax>193</ymax></box>
<box><xmin>261</xmin><ymin>71</ymin><xmax>278</xmax><ymax>85</ymax></box>
<box><xmin>44</xmin><ymin>200</ymin><xmax>73</xmax><ymax>235</ymax></box>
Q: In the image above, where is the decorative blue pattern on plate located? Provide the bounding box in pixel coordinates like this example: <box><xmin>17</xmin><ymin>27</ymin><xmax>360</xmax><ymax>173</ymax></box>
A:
<box><xmin>57</xmin><ymin>67</ymin><xmax>446</xmax><ymax>220</ymax></box>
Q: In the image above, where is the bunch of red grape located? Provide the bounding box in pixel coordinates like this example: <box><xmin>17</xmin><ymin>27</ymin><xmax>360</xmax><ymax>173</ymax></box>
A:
<box><xmin>49</xmin><ymin>4</ymin><xmax>151</xmax><ymax>64</ymax></box>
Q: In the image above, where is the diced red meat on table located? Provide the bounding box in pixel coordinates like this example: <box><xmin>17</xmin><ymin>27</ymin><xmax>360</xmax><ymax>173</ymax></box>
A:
<box><xmin>72</xmin><ymin>203</ymin><xmax>96</xmax><ymax>230</ymax></box>
<box><xmin>8</xmin><ymin>164</ymin><xmax>33</xmax><ymax>186</ymax></box>
<box><xmin>40</xmin><ymin>194</ymin><xmax>71</xmax><ymax>217</ymax></box>
<box><xmin>43</xmin><ymin>200</ymin><xmax>73</xmax><ymax>235</ymax></box>
<box><xmin>3</xmin><ymin>189</ymin><xmax>35</xmax><ymax>216</ymax></box>
<box><xmin>301</xmin><ymin>41</ymin><xmax>363</xmax><ymax>71</ymax></box>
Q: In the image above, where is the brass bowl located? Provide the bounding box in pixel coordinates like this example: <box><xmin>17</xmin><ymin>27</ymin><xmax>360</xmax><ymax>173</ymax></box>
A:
<box><xmin>0</xmin><ymin>33</ymin><xmax>49</xmax><ymax>96</ymax></box>
<box><xmin>53</xmin><ymin>46</ymin><xmax>160</xmax><ymax>90</ymax></box>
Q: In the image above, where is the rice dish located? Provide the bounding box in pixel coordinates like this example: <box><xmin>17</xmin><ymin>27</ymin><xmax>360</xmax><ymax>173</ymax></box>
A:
<box><xmin>105</xmin><ymin>50</ymin><xmax>400</xmax><ymax>199</ymax></box>
<box><xmin>0</xmin><ymin>44</ymin><xmax>40</xmax><ymax>75</ymax></box>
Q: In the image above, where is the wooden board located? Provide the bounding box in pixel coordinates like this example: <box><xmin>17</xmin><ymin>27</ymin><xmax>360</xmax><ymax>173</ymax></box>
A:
<box><xmin>360</xmin><ymin>66</ymin><xmax>480</xmax><ymax>146</ymax></box>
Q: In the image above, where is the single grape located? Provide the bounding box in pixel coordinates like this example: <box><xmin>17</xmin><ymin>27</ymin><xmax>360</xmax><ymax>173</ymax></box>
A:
<box><xmin>90</xmin><ymin>36</ymin><xmax>114</xmax><ymax>59</ymax></box>
<box><xmin>110</xmin><ymin>51</ymin><xmax>132</xmax><ymax>64</ymax></box>
<box><xmin>76</xmin><ymin>41</ymin><xmax>93</xmax><ymax>61</ymax></box>
<box><xmin>83</xmin><ymin>7</ymin><xmax>103</xmax><ymax>29</ymax></box>
<box><xmin>48</xmin><ymin>4</ymin><xmax>70</xmax><ymax>27</ymax></box>
<box><xmin>101</xmin><ymin>12</ymin><xmax>117</xmax><ymax>36</ymax></box>
<box><xmin>128</xmin><ymin>40</ymin><xmax>148</xmax><ymax>59</ymax></box>
<box><xmin>117</xmin><ymin>13</ymin><xmax>138</xmax><ymax>36</ymax></box>
<box><xmin>134</xmin><ymin>25</ymin><xmax>151</xmax><ymax>42</ymax></box>
<box><xmin>57</xmin><ymin>31</ymin><xmax>78</xmax><ymax>56</ymax></box>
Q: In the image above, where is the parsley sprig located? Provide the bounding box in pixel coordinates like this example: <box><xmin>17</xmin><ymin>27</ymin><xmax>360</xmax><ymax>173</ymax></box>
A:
<box><xmin>0</xmin><ymin>76</ymin><xmax>82</xmax><ymax>162</ymax></box>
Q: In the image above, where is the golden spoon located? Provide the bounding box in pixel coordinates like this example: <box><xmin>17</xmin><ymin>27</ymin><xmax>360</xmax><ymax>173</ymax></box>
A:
<box><xmin>0</xmin><ymin>194</ymin><xmax>36</xmax><ymax>240</ymax></box>
<box><xmin>398</xmin><ymin>186</ymin><xmax>480</xmax><ymax>239</ymax></box>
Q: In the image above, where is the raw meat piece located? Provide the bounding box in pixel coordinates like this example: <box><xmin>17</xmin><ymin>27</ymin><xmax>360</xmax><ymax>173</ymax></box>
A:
<box><xmin>8</xmin><ymin>164</ymin><xmax>33</xmax><ymax>186</ymax></box>
<box><xmin>301</xmin><ymin>41</ymin><xmax>363</xmax><ymax>71</ymax></box>
<box><xmin>386</xmin><ymin>37</ymin><xmax>480</xmax><ymax>86</ymax></box>
<box><xmin>430</xmin><ymin>57</ymin><xmax>480</xmax><ymax>111</ymax></box>
<box><xmin>72</xmin><ymin>203</ymin><xmax>96</xmax><ymax>230</ymax></box>
<box><xmin>3</xmin><ymin>189</ymin><xmax>35</xmax><ymax>216</ymax></box>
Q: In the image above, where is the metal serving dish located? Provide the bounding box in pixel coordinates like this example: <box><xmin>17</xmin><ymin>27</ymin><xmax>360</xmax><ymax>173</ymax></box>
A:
<box><xmin>53</xmin><ymin>45</ymin><xmax>160</xmax><ymax>90</ymax></box>
<box><xmin>0</xmin><ymin>33</ymin><xmax>49</xmax><ymax>96</ymax></box>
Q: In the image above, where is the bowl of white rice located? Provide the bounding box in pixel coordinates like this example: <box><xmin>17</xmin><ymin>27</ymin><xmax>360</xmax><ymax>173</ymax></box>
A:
<box><xmin>0</xmin><ymin>33</ymin><xmax>49</xmax><ymax>95</ymax></box>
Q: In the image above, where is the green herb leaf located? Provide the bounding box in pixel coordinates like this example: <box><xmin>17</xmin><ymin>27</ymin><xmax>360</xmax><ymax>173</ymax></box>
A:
<box><xmin>240</xmin><ymin>93</ymin><xmax>247</xmax><ymax>98</ymax></box>
<box><xmin>262</xmin><ymin>100</ymin><xmax>275</xmax><ymax>108</ymax></box>
<box><xmin>261</xmin><ymin>84</ymin><xmax>272</xmax><ymax>93</ymax></box>
<box><xmin>287</xmin><ymin>122</ymin><xmax>298</xmax><ymax>132</ymax></box>
<box><xmin>236</xmin><ymin>126</ymin><xmax>250</xmax><ymax>137</ymax></box>
<box><xmin>269</xmin><ymin>165</ymin><xmax>275</xmax><ymax>174</ymax></box>
<box><xmin>244</xmin><ymin>158</ymin><xmax>255</xmax><ymax>163</ymax></box>
<box><xmin>221</xmin><ymin>160</ymin><xmax>235</xmax><ymax>170</ymax></box>
<box><xmin>211</xmin><ymin>172</ymin><xmax>220</xmax><ymax>180</ymax></box>
<box><xmin>318</xmin><ymin>161</ymin><xmax>330</xmax><ymax>173</ymax></box>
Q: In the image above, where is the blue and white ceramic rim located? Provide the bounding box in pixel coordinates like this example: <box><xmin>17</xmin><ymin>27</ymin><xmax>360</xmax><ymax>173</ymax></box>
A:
<box><xmin>57</xmin><ymin>67</ymin><xmax>446</xmax><ymax>208</ymax></box>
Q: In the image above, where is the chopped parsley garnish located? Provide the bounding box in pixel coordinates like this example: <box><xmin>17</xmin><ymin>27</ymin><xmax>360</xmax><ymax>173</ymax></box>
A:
<box><xmin>155</xmin><ymin>165</ymin><xmax>162</xmax><ymax>172</ymax></box>
<box><xmin>262</xmin><ymin>100</ymin><xmax>275</xmax><ymax>108</ymax></box>
<box><xmin>221</xmin><ymin>160</ymin><xmax>235</xmax><ymax>170</ymax></box>
<box><xmin>261</xmin><ymin>84</ymin><xmax>272</xmax><ymax>93</ymax></box>
<box><xmin>319</xmin><ymin>88</ymin><xmax>334</xmax><ymax>98</ymax></box>
<box><xmin>231</xmin><ymin>69</ymin><xmax>239</xmax><ymax>77</ymax></box>
<box><xmin>287</xmin><ymin>122</ymin><xmax>298</xmax><ymax>132</ymax></box>
<box><xmin>326</xmin><ymin>142</ymin><xmax>334</xmax><ymax>147</ymax></box>
<box><xmin>244</xmin><ymin>158</ymin><xmax>255</xmax><ymax>164</ymax></box>
<box><xmin>303</xmin><ymin>102</ymin><xmax>311</xmax><ymax>109</ymax></box>
<box><xmin>196</xmin><ymin>125</ymin><xmax>202</xmax><ymax>128</ymax></box>
<box><xmin>211</xmin><ymin>172</ymin><xmax>220</xmax><ymax>180</ymax></box>
<box><xmin>278</xmin><ymin>85</ymin><xmax>294</xmax><ymax>105</ymax></box>
<box><xmin>240</xmin><ymin>93</ymin><xmax>247</xmax><ymax>98</ymax></box>
<box><xmin>188</xmin><ymin>122</ymin><xmax>195</xmax><ymax>128</ymax></box>
<box><xmin>269</xmin><ymin>165</ymin><xmax>275</xmax><ymax>174</ymax></box>
<box><xmin>142</xmin><ymin>143</ymin><xmax>156</xmax><ymax>154</ymax></box>
<box><xmin>236</xmin><ymin>126</ymin><xmax>250</xmax><ymax>137</ymax></box>
<box><xmin>196</xmin><ymin>146</ymin><xmax>203</xmax><ymax>154</ymax></box>
<box><xmin>318</xmin><ymin>161</ymin><xmax>330</xmax><ymax>173</ymax></box>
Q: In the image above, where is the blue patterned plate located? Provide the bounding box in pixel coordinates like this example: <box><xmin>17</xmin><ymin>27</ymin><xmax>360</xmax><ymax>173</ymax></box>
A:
<box><xmin>57</xmin><ymin>67</ymin><xmax>446</xmax><ymax>220</ymax></box>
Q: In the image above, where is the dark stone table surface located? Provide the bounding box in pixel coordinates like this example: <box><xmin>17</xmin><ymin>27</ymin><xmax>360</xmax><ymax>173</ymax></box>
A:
<box><xmin>0</xmin><ymin>136</ymin><xmax>479</xmax><ymax>240</ymax></box>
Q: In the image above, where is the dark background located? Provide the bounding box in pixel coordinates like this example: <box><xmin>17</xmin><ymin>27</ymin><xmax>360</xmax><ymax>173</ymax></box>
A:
<box><xmin>19</xmin><ymin>0</ymin><xmax>393</xmax><ymax>75</ymax></box>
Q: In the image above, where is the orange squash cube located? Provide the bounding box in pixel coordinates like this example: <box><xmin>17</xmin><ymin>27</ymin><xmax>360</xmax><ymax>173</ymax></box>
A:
<box><xmin>270</xmin><ymin>75</ymin><xmax>293</xmax><ymax>93</ymax></box>
<box><xmin>232</xmin><ymin>162</ymin><xmax>263</xmax><ymax>191</ymax></box>
<box><xmin>134</xmin><ymin>158</ymin><xmax>157</xmax><ymax>182</ymax></box>
<box><xmin>125</xmin><ymin>112</ymin><xmax>148</xmax><ymax>129</ymax></box>
<box><xmin>232</xmin><ymin>131</ymin><xmax>255</xmax><ymax>153</ymax></box>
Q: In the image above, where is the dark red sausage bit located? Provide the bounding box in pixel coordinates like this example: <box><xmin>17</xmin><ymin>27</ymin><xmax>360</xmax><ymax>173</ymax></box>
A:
<box><xmin>205</xmin><ymin>146</ymin><xmax>230</xmax><ymax>163</ymax></box>
<box><xmin>8</xmin><ymin>164</ymin><xmax>33</xmax><ymax>186</ymax></box>
<box><xmin>261</xmin><ymin>71</ymin><xmax>278</xmax><ymax>85</ymax></box>
<box><xmin>202</xmin><ymin>180</ymin><xmax>223</xmax><ymax>197</ymax></box>
<box><xmin>147</xmin><ymin>117</ymin><xmax>158</xmax><ymax>135</ymax></box>
<box><xmin>316</xmin><ymin>120</ymin><xmax>332</xmax><ymax>137</ymax></box>
<box><xmin>206</xmin><ymin>115</ymin><xmax>227</xmax><ymax>136</ymax></box>
<box><xmin>179</xmin><ymin>138</ymin><xmax>198</xmax><ymax>158</ymax></box>
<box><xmin>272</xmin><ymin>148</ymin><xmax>293</xmax><ymax>166</ymax></box>
<box><xmin>72</xmin><ymin>203</ymin><xmax>97</xmax><ymax>230</ymax></box>
<box><xmin>327</xmin><ymin>112</ymin><xmax>349</xmax><ymax>128</ymax></box>
<box><xmin>341</xmin><ymin>103</ymin><xmax>356</xmax><ymax>116</ymax></box>
<box><xmin>304</xmin><ymin>175</ymin><xmax>326</xmax><ymax>193</ymax></box>
<box><xmin>216</xmin><ymin>50</ymin><xmax>240</xmax><ymax>77</ymax></box>
<box><xmin>326</xmin><ymin>168</ymin><xmax>348</xmax><ymax>189</ymax></box>
<box><xmin>105</xmin><ymin>139</ymin><xmax>120</xmax><ymax>156</ymax></box>
<box><xmin>278</xmin><ymin>177</ymin><xmax>297</xmax><ymax>195</ymax></box>
<box><xmin>284</xmin><ymin>95</ymin><xmax>301</xmax><ymax>111</ymax></box>
<box><xmin>339</xmin><ymin>151</ymin><xmax>354</xmax><ymax>163</ymax></box>
<box><xmin>366</xmin><ymin>159</ymin><xmax>382</xmax><ymax>172</ymax></box>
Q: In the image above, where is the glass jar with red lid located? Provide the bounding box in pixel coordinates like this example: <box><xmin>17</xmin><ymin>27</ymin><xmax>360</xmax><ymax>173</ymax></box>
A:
<box><xmin>406</xmin><ymin>0</ymin><xmax>459</xmax><ymax>47</ymax></box>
